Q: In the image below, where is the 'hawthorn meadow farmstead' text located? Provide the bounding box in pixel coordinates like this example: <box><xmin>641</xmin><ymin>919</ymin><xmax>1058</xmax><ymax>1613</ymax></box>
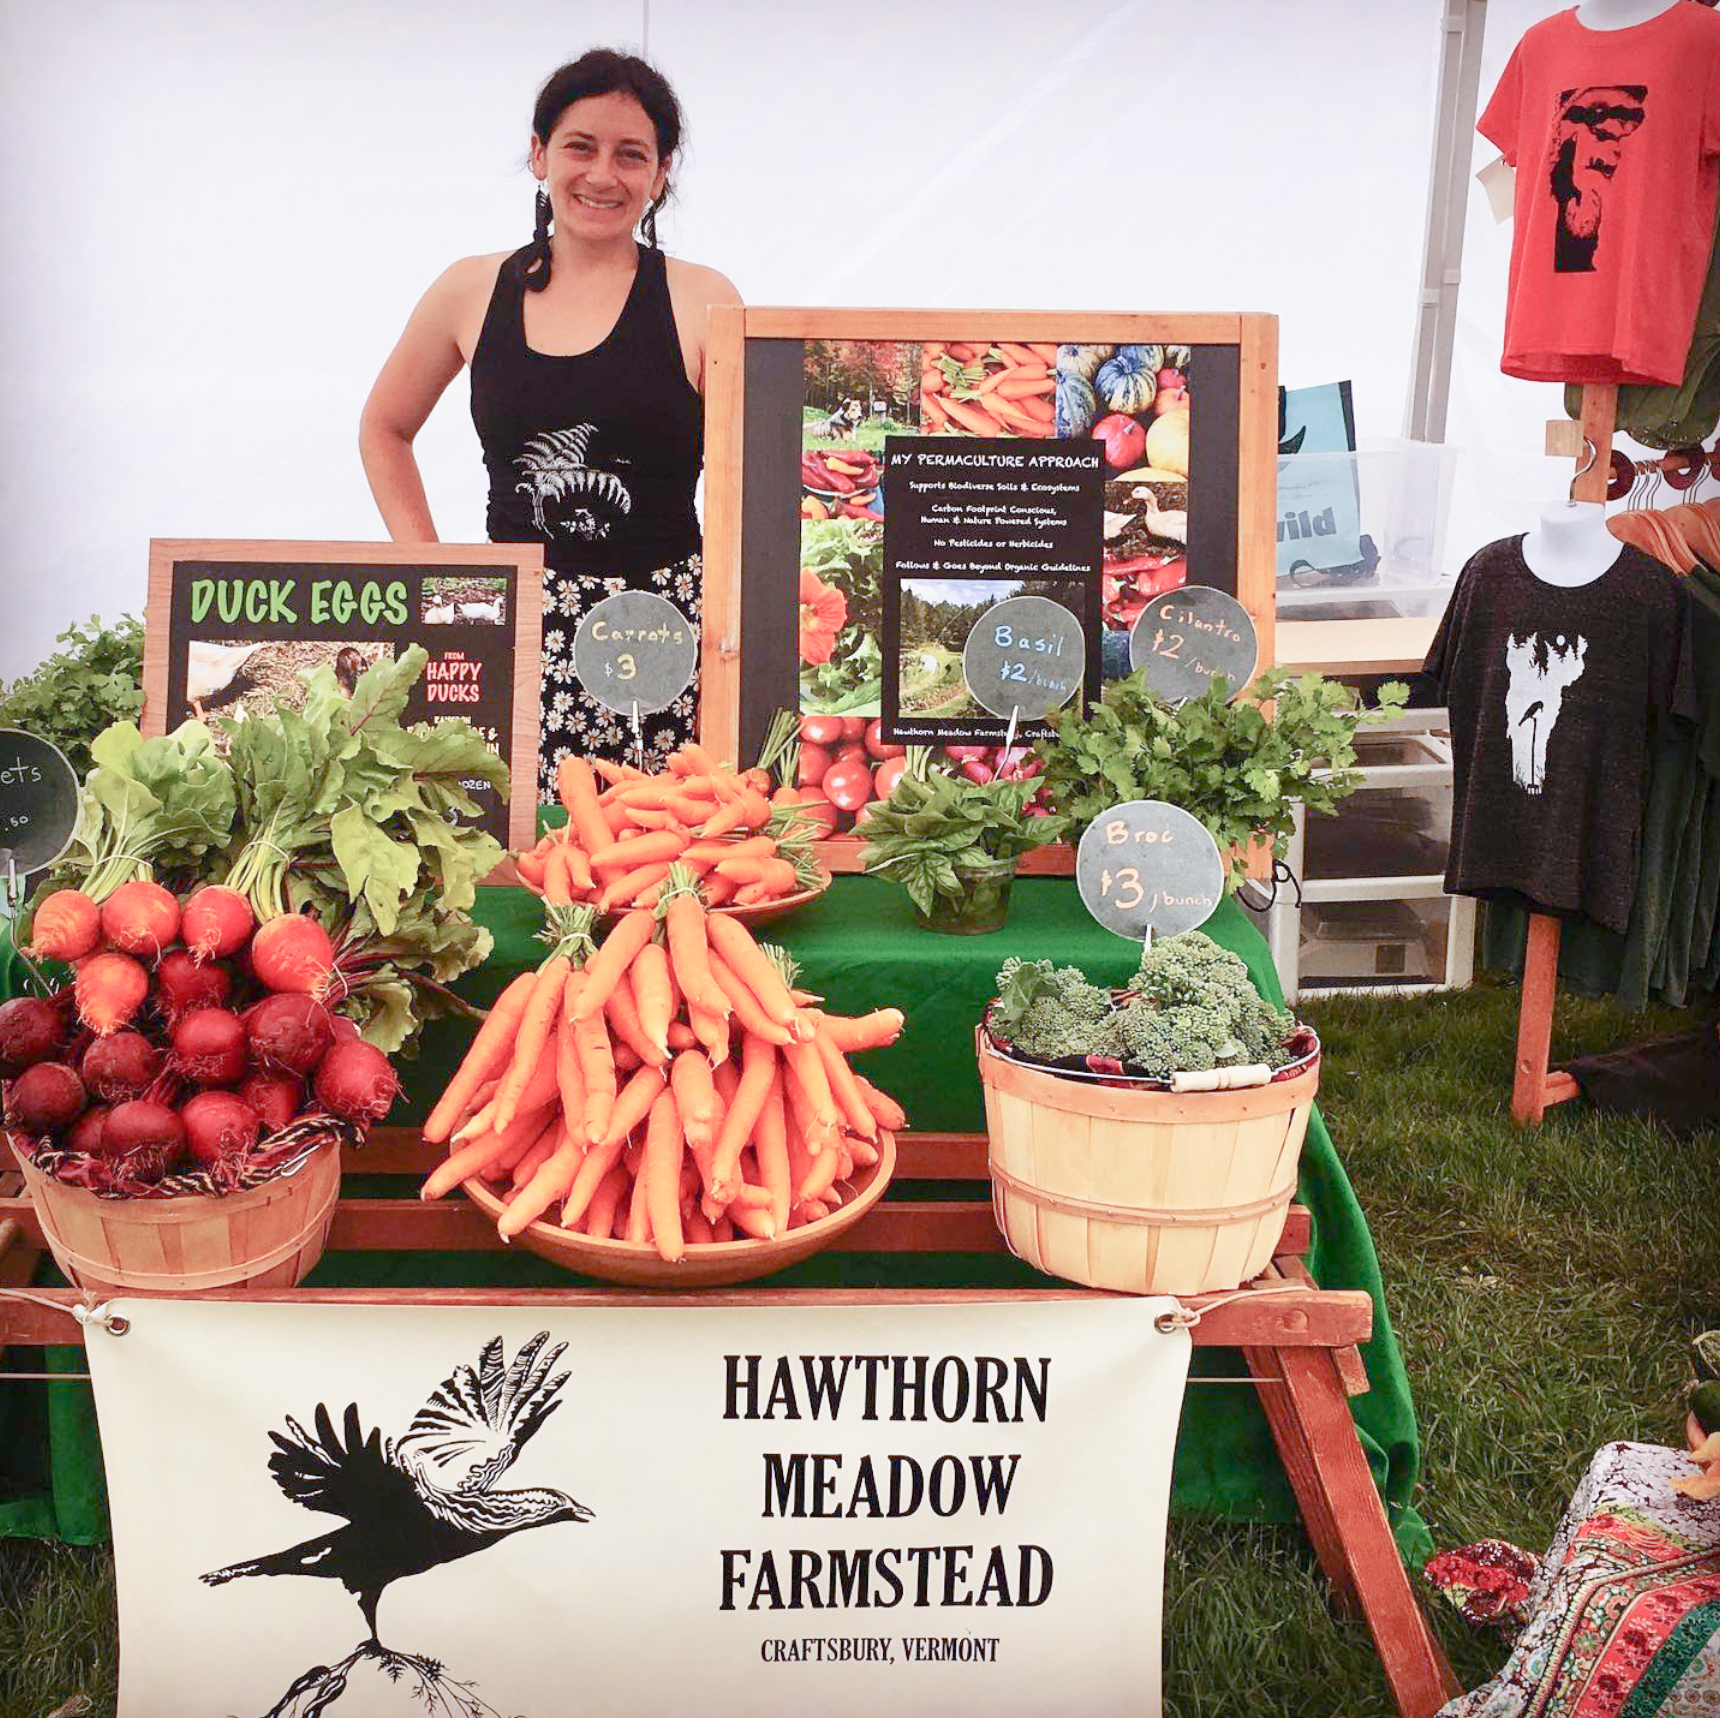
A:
<box><xmin>720</xmin><ymin>1350</ymin><xmax>1053</xmax><ymax>1621</ymax></box>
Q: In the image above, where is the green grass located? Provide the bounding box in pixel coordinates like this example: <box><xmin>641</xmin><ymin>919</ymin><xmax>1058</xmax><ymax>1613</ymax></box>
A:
<box><xmin>3</xmin><ymin>975</ymin><xmax>1716</xmax><ymax>1717</ymax></box>
<box><xmin>0</xmin><ymin>1540</ymin><xmax>114</xmax><ymax>1716</ymax></box>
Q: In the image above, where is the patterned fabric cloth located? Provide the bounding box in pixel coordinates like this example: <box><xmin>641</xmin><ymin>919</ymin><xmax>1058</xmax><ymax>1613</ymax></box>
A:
<box><xmin>537</xmin><ymin>554</ymin><xmax>702</xmax><ymax>800</ymax></box>
<box><xmin>1439</xmin><ymin>1442</ymin><xmax>1720</xmax><ymax>1718</ymax></box>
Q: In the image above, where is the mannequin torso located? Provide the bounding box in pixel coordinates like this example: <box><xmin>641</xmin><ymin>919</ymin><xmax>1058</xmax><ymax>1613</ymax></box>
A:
<box><xmin>1519</xmin><ymin>500</ymin><xmax>1622</xmax><ymax>585</ymax></box>
<box><xmin>1573</xmin><ymin>0</ymin><xmax>1679</xmax><ymax>29</ymax></box>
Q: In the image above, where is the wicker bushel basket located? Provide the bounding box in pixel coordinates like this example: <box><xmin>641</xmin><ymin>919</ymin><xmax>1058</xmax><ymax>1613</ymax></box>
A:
<box><xmin>14</xmin><ymin>1139</ymin><xmax>342</xmax><ymax>1297</ymax></box>
<box><xmin>977</xmin><ymin>1029</ymin><xmax>1320</xmax><ymax>1296</ymax></box>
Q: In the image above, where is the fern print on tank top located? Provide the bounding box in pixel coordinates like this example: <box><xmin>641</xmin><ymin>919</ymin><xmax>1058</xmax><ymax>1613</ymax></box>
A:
<box><xmin>512</xmin><ymin>424</ymin><xmax>634</xmax><ymax>543</ymax></box>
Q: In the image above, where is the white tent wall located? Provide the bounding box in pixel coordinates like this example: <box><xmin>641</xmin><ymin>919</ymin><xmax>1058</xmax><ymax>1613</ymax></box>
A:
<box><xmin>0</xmin><ymin>0</ymin><xmax>1455</xmax><ymax>684</ymax></box>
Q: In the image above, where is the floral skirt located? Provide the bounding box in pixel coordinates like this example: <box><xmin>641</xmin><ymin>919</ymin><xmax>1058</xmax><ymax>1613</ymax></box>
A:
<box><xmin>537</xmin><ymin>553</ymin><xmax>702</xmax><ymax>803</ymax></box>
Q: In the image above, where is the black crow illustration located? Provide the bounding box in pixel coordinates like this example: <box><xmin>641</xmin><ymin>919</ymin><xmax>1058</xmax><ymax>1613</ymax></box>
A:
<box><xmin>203</xmin><ymin>1331</ymin><xmax>591</xmax><ymax>1653</ymax></box>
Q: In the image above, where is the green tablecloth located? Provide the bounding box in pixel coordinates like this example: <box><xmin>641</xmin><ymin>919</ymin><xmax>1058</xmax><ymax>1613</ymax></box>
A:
<box><xmin>0</xmin><ymin>879</ymin><xmax>1431</xmax><ymax>1563</ymax></box>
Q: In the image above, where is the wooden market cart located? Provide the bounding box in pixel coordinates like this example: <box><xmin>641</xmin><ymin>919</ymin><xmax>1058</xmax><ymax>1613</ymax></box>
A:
<box><xmin>0</xmin><ymin>1126</ymin><xmax>1459</xmax><ymax>1718</ymax></box>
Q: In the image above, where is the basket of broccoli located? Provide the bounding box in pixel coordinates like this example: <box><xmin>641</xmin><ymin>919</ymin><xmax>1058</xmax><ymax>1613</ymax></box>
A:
<box><xmin>976</xmin><ymin>930</ymin><xmax>1320</xmax><ymax>1295</ymax></box>
<box><xmin>985</xmin><ymin>932</ymin><xmax>1315</xmax><ymax>1088</ymax></box>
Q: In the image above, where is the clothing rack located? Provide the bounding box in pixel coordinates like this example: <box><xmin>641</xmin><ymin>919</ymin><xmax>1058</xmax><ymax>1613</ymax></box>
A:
<box><xmin>1511</xmin><ymin>383</ymin><xmax>1618</xmax><ymax>1126</ymax></box>
<box><xmin>1607</xmin><ymin>441</ymin><xmax>1720</xmax><ymax>503</ymax></box>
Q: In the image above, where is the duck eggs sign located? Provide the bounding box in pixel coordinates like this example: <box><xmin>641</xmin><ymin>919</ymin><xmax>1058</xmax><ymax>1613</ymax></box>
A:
<box><xmin>88</xmin><ymin>1298</ymin><xmax>1189</xmax><ymax>1718</ymax></box>
<box><xmin>144</xmin><ymin>540</ymin><xmax>545</xmax><ymax>855</ymax></box>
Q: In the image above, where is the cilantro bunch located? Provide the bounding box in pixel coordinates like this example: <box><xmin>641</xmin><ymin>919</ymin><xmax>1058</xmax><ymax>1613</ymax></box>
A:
<box><xmin>1034</xmin><ymin>667</ymin><xmax>1407</xmax><ymax>890</ymax></box>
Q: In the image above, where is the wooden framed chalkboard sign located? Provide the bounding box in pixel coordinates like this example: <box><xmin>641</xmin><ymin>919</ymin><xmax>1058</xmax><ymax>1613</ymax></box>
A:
<box><xmin>143</xmin><ymin>541</ymin><xmax>544</xmax><ymax>858</ymax></box>
<box><xmin>699</xmin><ymin>309</ymin><xmax>1279</xmax><ymax>872</ymax></box>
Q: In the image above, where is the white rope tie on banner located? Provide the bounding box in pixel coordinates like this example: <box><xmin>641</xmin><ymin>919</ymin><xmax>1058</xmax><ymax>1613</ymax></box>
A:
<box><xmin>0</xmin><ymin>1286</ymin><xmax>126</xmax><ymax>1332</ymax></box>
<box><xmin>1154</xmin><ymin>1281</ymin><xmax>1306</xmax><ymax>1334</ymax></box>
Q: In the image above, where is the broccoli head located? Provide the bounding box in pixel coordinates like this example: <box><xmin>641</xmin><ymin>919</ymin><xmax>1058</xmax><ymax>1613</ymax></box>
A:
<box><xmin>1104</xmin><ymin>998</ymin><xmax>1238</xmax><ymax>1080</ymax></box>
<box><xmin>1125</xmin><ymin>932</ymin><xmax>1295</xmax><ymax>1073</ymax></box>
<box><xmin>991</xmin><ymin>957</ymin><xmax>1113</xmax><ymax>1061</ymax></box>
<box><xmin>990</xmin><ymin>937</ymin><xmax>1296</xmax><ymax>1077</ymax></box>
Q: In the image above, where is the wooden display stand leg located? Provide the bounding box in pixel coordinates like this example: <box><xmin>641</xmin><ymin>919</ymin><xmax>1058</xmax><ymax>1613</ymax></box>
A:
<box><xmin>1246</xmin><ymin>1342</ymin><xmax>1458</xmax><ymax>1717</ymax></box>
<box><xmin>1512</xmin><ymin>912</ymin><xmax>1562</xmax><ymax>1125</ymax></box>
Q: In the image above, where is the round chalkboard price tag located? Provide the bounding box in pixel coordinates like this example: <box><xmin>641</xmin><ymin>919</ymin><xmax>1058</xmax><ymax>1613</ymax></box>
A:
<box><xmin>1128</xmin><ymin>585</ymin><xmax>1258</xmax><ymax>704</ymax></box>
<box><xmin>1075</xmin><ymin>799</ymin><xmax>1225</xmax><ymax>942</ymax></box>
<box><xmin>573</xmin><ymin>592</ymin><xmax>697</xmax><ymax>716</ymax></box>
<box><xmin>0</xmin><ymin>729</ymin><xmax>80</xmax><ymax>880</ymax></box>
<box><xmin>962</xmin><ymin>595</ymin><xmax>1086</xmax><ymax>722</ymax></box>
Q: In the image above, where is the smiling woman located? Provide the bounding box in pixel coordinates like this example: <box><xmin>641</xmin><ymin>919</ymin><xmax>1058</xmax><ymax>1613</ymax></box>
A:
<box><xmin>357</xmin><ymin>49</ymin><xmax>742</xmax><ymax>795</ymax></box>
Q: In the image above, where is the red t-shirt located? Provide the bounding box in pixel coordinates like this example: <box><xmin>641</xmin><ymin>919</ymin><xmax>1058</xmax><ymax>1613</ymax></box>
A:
<box><xmin>1479</xmin><ymin>3</ymin><xmax>1720</xmax><ymax>385</ymax></box>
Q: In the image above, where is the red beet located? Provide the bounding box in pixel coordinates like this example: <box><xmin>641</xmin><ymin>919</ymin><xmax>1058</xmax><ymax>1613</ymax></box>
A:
<box><xmin>171</xmin><ymin>1007</ymin><xmax>248</xmax><ymax>1088</ymax></box>
<box><xmin>180</xmin><ymin>1090</ymin><xmax>261</xmax><ymax>1168</ymax></box>
<box><xmin>237</xmin><ymin>1072</ymin><xmax>303</xmax><ymax>1135</ymax></box>
<box><xmin>245</xmin><ymin>993</ymin><xmax>333</xmax><ymax>1076</ymax></box>
<box><xmin>249</xmin><ymin>913</ymin><xmax>336</xmax><ymax>995</ymax></box>
<box><xmin>179</xmin><ymin>884</ymin><xmax>254</xmax><ymax>963</ymax></box>
<box><xmin>98</xmin><ymin>878</ymin><xmax>181</xmax><ymax>958</ymax></box>
<box><xmin>313</xmin><ymin>1037</ymin><xmax>400</xmax><ymax>1125</ymax></box>
<box><xmin>65</xmin><ymin>1104</ymin><xmax>111</xmax><ymax>1158</ymax></box>
<box><xmin>0</xmin><ymin>995</ymin><xmax>66</xmax><ymax>1077</ymax></box>
<box><xmin>80</xmin><ymin>1030</ymin><xmax>161</xmax><ymax>1103</ymax></box>
<box><xmin>154</xmin><ymin>947</ymin><xmax>233</xmax><ymax>1025</ymax></box>
<box><xmin>104</xmin><ymin>1099</ymin><xmax>186</xmax><ymax>1161</ymax></box>
<box><xmin>5</xmin><ymin>1062</ymin><xmax>87</xmax><ymax>1135</ymax></box>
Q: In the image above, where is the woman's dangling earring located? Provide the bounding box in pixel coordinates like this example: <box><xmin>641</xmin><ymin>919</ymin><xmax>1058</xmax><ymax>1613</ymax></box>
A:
<box><xmin>534</xmin><ymin>185</ymin><xmax>552</xmax><ymax>246</ymax></box>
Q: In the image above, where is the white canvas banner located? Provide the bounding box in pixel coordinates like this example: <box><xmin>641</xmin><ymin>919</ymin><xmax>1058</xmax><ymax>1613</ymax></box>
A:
<box><xmin>86</xmin><ymin>1296</ymin><xmax>1189</xmax><ymax>1718</ymax></box>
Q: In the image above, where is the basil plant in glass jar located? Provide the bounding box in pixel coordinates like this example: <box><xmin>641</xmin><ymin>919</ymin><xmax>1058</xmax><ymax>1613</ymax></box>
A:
<box><xmin>855</xmin><ymin>749</ymin><xmax>1067</xmax><ymax>935</ymax></box>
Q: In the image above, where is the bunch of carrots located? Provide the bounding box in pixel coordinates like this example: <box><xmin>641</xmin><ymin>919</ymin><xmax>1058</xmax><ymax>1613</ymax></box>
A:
<box><xmin>514</xmin><ymin>741</ymin><xmax>824</xmax><ymax>915</ymax></box>
<box><xmin>920</xmin><ymin>341</ymin><xmax>1058</xmax><ymax>439</ymax></box>
<box><xmin>419</xmin><ymin>874</ymin><xmax>905</xmax><ymax>1262</ymax></box>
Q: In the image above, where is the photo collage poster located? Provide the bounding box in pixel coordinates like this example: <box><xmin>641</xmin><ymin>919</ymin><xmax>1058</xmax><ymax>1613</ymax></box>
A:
<box><xmin>793</xmin><ymin>339</ymin><xmax>1195</xmax><ymax>835</ymax></box>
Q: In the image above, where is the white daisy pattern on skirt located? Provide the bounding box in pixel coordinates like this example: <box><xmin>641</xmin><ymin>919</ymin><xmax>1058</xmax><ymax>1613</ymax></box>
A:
<box><xmin>537</xmin><ymin>554</ymin><xmax>702</xmax><ymax>801</ymax></box>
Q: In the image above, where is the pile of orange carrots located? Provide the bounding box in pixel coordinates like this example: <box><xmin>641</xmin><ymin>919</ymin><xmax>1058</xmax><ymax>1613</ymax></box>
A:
<box><xmin>920</xmin><ymin>341</ymin><xmax>1058</xmax><ymax>439</ymax></box>
<box><xmin>515</xmin><ymin>744</ymin><xmax>824</xmax><ymax>914</ymax></box>
<box><xmin>419</xmin><ymin>884</ymin><xmax>906</xmax><ymax>1262</ymax></box>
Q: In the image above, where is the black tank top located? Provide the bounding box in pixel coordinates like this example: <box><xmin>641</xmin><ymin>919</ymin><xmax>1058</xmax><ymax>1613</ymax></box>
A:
<box><xmin>469</xmin><ymin>244</ymin><xmax>702</xmax><ymax>577</ymax></box>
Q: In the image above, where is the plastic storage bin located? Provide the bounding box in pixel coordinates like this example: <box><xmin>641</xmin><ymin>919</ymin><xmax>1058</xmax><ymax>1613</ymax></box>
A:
<box><xmin>1276</xmin><ymin>438</ymin><xmax>1459</xmax><ymax>622</ymax></box>
<box><xmin>1258</xmin><ymin>711</ymin><xmax>1475</xmax><ymax>1001</ymax></box>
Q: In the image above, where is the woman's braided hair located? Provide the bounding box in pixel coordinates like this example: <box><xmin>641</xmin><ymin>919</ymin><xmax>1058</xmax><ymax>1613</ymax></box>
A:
<box><xmin>522</xmin><ymin>48</ymin><xmax>684</xmax><ymax>293</ymax></box>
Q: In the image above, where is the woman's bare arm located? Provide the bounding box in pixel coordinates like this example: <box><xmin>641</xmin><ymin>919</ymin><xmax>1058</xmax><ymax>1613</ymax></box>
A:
<box><xmin>665</xmin><ymin>259</ymin><xmax>744</xmax><ymax>393</ymax></box>
<box><xmin>358</xmin><ymin>257</ymin><xmax>497</xmax><ymax>540</ymax></box>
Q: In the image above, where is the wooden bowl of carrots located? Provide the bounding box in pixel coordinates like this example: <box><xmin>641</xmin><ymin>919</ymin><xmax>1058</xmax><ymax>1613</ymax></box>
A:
<box><xmin>513</xmin><ymin>749</ymin><xmax>833</xmax><ymax>920</ymax></box>
<box><xmin>461</xmin><ymin>1130</ymin><xmax>895</xmax><ymax>1289</ymax></box>
<box><xmin>419</xmin><ymin>880</ymin><xmax>911</xmax><ymax>1288</ymax></box>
